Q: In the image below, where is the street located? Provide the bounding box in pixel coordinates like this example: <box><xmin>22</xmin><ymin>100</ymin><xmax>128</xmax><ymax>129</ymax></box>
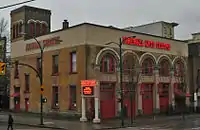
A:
<box><xmin>0</xmin><ymin>122</ymin><xmax>51</xmax><ymax>130</ymax></box>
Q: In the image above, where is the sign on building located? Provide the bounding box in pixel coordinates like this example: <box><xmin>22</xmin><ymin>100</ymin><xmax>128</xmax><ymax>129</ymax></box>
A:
<box><xmin>81</xmin><ymin>80</ymin><xmax>97</xmax><ymax>97</ymax></box>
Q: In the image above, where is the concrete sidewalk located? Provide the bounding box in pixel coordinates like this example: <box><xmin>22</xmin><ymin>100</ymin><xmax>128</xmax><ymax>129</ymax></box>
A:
<box><xmin>0</xmin><ymin>112</ymin><xmax>200</xmax><ymax>130</ymax></box>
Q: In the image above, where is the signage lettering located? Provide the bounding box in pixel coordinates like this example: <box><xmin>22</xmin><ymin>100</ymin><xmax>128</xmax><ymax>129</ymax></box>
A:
<box><xmin>26</xmin><ymin>36</ymin><xmax>60</xmax><ymax>51</ymax></box>
<box><xmin>81</xmin><ymin>80</ymin><xmax>96</xmax><ymax>87</ymax></box>
<box><xmin>122</xmin><ymin>36</ymin><xmax>171</xmax><ymax>51</ymax></box>
<box><xmin>83</xmin><ymin>86</ymin><xmax>94</xmax><ymax>95</ymax></box>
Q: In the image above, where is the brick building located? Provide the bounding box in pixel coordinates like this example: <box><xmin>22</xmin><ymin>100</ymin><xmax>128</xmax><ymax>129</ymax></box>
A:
<box><xmin>10</xmin><ymin>6</ymin><xmax>189</xmax><ymax>120</ymax></box>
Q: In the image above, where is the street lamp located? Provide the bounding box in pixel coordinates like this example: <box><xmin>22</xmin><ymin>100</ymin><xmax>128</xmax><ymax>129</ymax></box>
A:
<box><xmin>20</xmin><ymin>32</ymin><xmax>44</xmax><ymax>125</ymax></box>
<box><xmin>105</xmin><ymin>36</ymin><xmax>136</xmax><ymax>127</ymax></box>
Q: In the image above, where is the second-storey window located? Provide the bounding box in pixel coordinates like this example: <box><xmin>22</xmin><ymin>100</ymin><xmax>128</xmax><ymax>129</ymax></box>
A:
<box><xmin>70</xmin><ymin>52</ymin><xmax>77</xmax><ymax>73</ymax></box>
<box><xmin>36</xmin><ymin>22</ymin><xmax>41</xmax><ymax>36</ymax></box>
<box><xmin>24</xmin><ymin>73</ymin><xmax>30</xmax><ymax>92</ymax></box>
<box><xmin>142</xmin><ymin>58</ymin><xmax>153</xmax><ymax>75</ymax></box>
<box><xmin>13</xmin><ymin>25</ymin><xmax>16</xmax><ymax>39</ymax></box>
<box><xmin>159</xmin><ymin>60</ymin><xmax>170</xmax><ymax>76</ymax></box>
<box><xmin>52</xmin><ymin>55</ymin><xmax>59</xmax><ymax>74</ymax></box>
<box><xmin>29</xmin><ymin>22</ymin><xmax>35</xmax><ymax>37</ymax></box>
<box><xmin>174</xmin><ymin>61</ymin><xmax>184</xmax><ymax>76</ymax></box>
<box><xmin>100</xmin><ymin>54</ymin><xmax>115</xmax><ymax>73</ymax></box>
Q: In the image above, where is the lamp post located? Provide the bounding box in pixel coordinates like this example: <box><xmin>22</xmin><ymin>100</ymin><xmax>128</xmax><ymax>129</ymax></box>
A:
<box><xmin>20</xmin><ymin>32</ymin><xmax>44</xmax><ymax>125</ymax></box>
<box><xmin>105</xmin><ymin>36</ymin><xmax>136</xmax><ymax>127</ymax></box>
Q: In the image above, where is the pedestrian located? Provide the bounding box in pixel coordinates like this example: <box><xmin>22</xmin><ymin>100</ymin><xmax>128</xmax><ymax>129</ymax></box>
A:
<box><xmin>7</xmin><ymin>114</ymin><xmax>13</xmax><ymax>130</ymax></box>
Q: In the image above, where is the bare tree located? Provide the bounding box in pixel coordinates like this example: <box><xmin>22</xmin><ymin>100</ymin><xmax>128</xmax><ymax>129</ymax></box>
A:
<box><xmin>0</xmin><ymin>17</ymin><xmax>8</xmax><ymax>37</ymax></box>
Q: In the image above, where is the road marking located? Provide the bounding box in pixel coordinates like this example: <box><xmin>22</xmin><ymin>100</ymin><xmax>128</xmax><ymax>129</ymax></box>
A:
<box><xmin>192</xmin><ymin>127</ymin><xmax>200</xmax><ymax>130</ymax></box>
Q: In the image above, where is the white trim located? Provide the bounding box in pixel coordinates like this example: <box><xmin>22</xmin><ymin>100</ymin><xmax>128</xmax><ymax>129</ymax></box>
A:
<box><xmin>139</xmin><ymin>52</ymin><xmax>157</xmax><ymax>65</ymax></box>
<box><xmin>156</xmin><ymin>54</ymin><xmax>172</xmax><ymax>66</ymax></box>
<box><xmin>27</xmin><ymin>19</ymin><xmax>36</xmax><ymax>24</ymax></box>
<box><xmin>95</xmin><ymin>47</ymin><xmax>120</xmax><ymax>65</ymax></box>
<box><xmin>172</xmin><ymin>56</ymin><xmax>187</xmax><ymax>69</ymax></box>
<box><xmin>35</xmin><ymin>20</ymin><xmax>41</xmax><ymax>23</ymax></box>
<box><xmin>41</xmin><ymin>21</ymin><xmax>48</xmax><ymax>26</ymax></box>
<box><xmin>13</xmin><ymin>19</ymin><xmax>24</xmax><ymax>24</ymax></box>
<box><xmin>122</xmin><ymin>50</ymin><xmax>139</xmax><ymax>62</ymax></box>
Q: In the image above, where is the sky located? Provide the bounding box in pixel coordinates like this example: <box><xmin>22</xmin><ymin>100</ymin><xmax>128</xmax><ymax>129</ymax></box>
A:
<box><xmin>0</xmin><ymin>0</ymin><xmax>200</xmax><ymax>40</ymax></box>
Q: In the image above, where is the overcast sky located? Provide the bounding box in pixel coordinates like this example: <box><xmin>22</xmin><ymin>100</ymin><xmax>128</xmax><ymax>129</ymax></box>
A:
<box><xmin>0</xmin><ymin>0</ymin><xmax>200</xmax><ymax>40</ymax></box>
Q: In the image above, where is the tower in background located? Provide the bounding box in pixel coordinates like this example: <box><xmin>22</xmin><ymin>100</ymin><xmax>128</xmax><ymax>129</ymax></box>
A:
<box><xmin>124</xmin><ymin>21</ymin><xmax>179</xmax><ymax>39</ymax></box>
<box><xmin>10</xmin><ymin>5</ymin><xmax>51</xmax><ymax>42</ymax></box>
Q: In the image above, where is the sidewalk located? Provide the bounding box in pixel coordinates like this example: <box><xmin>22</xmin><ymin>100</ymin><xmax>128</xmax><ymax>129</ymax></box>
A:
<box><xmin>1</xmin><ymin>112</ymin><xmax>200</xmax><ymax>130</ymax></box>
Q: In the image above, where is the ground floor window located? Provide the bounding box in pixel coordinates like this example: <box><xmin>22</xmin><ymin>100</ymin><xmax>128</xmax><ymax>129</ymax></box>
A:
<box><xmin>69</xmin><ymin>85</ymin><xmax>76</xmax><ymax>110</ymax></box>
<box><xmin>52</xmin><ymin>86</ymin><xmax>59</xmax><ymax>108</ymax></box>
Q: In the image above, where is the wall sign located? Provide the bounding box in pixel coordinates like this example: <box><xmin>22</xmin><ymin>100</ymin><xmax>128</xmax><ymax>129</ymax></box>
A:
<box><xmin>81</xmin><ymin>80</ymin><xmax>96</xmax><ymax>97</ymax></box>
<box><xmin>122</xmin><ymin>36</ymin><xmax>171</xmax><ymax>51</ymax></box>
<box><xmin>82</xmin><ymin>86</ymin><xmax>94</xmax><ymax>96</ymax></box>
<box><xmin>26</xmin><ymin>36</ymin><xmax>60</xmax><ymax>51</ymax></box>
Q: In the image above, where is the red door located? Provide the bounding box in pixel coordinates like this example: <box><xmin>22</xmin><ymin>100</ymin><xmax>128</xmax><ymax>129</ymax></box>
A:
<box><xmin>123</xmin><ymin>83</ymin><xmax>136</xmax><ymax>117</ymax></box>
<box><xmin>100</xmin><ymin>83</ymin><xmax>115</xmax><ymax>119</ymax></box>
<box><xmin>142</xmin><ymin>84</ymin><xmax>153</xmax><ymax>115</ymax></box>
<box><xmin>14</xmin><ymin>98</ymin><xmax>20</xmax><ymax>112</ymax></box>
<box><xmin>159</xmin><ymin>83</ymin><xmax>169</xmax><ymax>113</ymax></box>
<box><xmin>25</xmin><ymin>99</ymin><xmax>29</xmax><ymax>112</ymax></box>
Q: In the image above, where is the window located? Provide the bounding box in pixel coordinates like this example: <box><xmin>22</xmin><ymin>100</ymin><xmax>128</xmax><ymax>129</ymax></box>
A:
<box><xmin>42</xmin><ymin>24</ymin><xmax>47</xmax><ymax>35</ymax></box>
<box><xmin>100</xmin><ymin>54</ymin><xmax>115</xmax><ymax>73</ymax></box>
<box><xmin>123</xmin><ymin>55</ymin><xmax>135</xmax><ymax>74</ymax></box>
<box><xmin>52</xmin><ymin>86</ymin><xmax>59</xmax><ymax>108</ymax></box>
<box><xmin>36</xmin><ymin>58</ymin><xmax>41</xmax><ymax>73</ymax></box>
<box><xmin>142</xmin><ymin>58</ymin><xmax>153</xmax><ymax>75</ymax></box>
<box><xmin>159</xmin><ymin>60</ymin><xmax>170</xmax><ymax>76</ymax></box>
<box><xmin>24</xmin><ymin>74</ymin><xmax>30</xmax><ymax>92</ymax></box>
<box><xmin>16</xmin><ymin>24</ymin><xmax>19</xmax><ymax>38</ymax></box>
<box><xmin>36</xmin><ymin>22</ymin><xmax>40</xmax><ymax>36</ymax></box>
<box><xmin>70</xmin><ymin>52</ymin><xmax>77</xmax><ymax>73</ymax></box>
<box><xmin>19</xmin><ymin>22</ymin><xmax>23</xmax><ymax>35</ymax></box>
<box><xmin>69</xmin><ymin>85</ymin><xmax>76</xmax><ymax>110</ymax></box>
<box><xmin>13</xmin><ymin>25</ymin><xmax>16</xmax><ymax>39</ymax></box>
<box><xmin>29</xmin><ymin>22</ymin><xmax>35</xmax><ymax>37</ymax></box>
<box><xmin>174</xmin><ymin>61</ymin><xmax>184</xmax><ymax>76</ymax></box>
<box><xmin>52</xmin><ymin>55</ymin><xmax>59</xmax><ymax>74</ymax></box>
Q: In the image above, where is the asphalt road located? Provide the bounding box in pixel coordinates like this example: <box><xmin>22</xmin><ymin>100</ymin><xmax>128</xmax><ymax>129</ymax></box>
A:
<box><xmin>0</xmin><ymin>122</ymin><xmax>55</xmax><ymax>130</ymax></box>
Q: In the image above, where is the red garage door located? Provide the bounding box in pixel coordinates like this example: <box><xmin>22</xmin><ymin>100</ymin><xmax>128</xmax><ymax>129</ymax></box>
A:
<box><xmin>100</xmin><ymin>83</ymin><xmax>116</xmax><ymax>119</ymax></box>
<box><xmin>159</xmin><ymin>83</ymin><xmax>169</xmax><ymax>113</ymax></box>
<box><xmin>142</xmin><ymin>84</ymin><xmax>153</xmax><ymax>115</ymax></box>
<box><xmin>123</xmin><ymin>82</ymin><xmax>136</xmax><ymax>117</ymax></box>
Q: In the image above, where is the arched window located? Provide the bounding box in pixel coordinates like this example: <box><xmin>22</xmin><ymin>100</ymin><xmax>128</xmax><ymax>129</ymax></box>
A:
<box><xmin>13</xmin><ymin>24</ymin><xmax>16</xmax><ymax>39</ymax></box>
<box><xmin>42</xmin><ymin>23</ymin><xmax>47</xmax><ymax>35</ymax></box>
<box><xmin>159</xmin><ymin>59</ymin><xmax>170</xmax><ymax>76</ymax></box>
<box><xmin>19</xmin><ymin>22</ymin><xmax>23</xmax><ymax>35</ymax></box>
<box><xmin>36</xmin><ymin>22</ymin><xmax>41</xmax><ymax>36</ymax></box>
<box><xmin>174</xmin><ymin>60</ymin><xmax>184</xmax><ymax>76</ymax></box>
<box><xmin>123</xmin><ymin>55</ymin><xmax>135</xmax><ymax>74</ymax></box>
<box><xmin>16</xmin><ymin>24</ymin><xmax>19</xmax><ymax>38</ymax></box>
<box><xmin>100</xmin><ymin>54</ymin><xmax>116</xmax><ymax>73</ymax></box>
<box><xmin>142</xmin><ymin>58</ymin><xmax>154</xmax><ymax>75</ymax></box>
<box><xmin>29</xmin><ymin>22</ymin><xmax>35</xmax><ymax>37</ymax></box>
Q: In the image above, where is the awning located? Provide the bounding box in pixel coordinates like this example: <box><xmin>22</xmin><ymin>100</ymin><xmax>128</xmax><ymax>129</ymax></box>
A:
<box><xmin>10</xmin><ymin>92</ymin><xmax>20</xmax><ymax>97</ymax></box>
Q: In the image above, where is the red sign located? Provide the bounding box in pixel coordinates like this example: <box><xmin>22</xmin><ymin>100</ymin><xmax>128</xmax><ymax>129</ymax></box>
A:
<box><xmin>83</xmin><ymin>86</ymin><xmax>94</xmax><ymax>96</ymax></box>
<box><xmin>26</xmin><ymin>36</ymin><xmax>60</xmax><ymax>51</ymax></box>
<box><xmin>81</xmin><ymin>80</ymin><xmax>96</xmax><ymax>87</ymax></box>
<box><xmin>122</xmin><ymin>36</ymin><xmax>171</xmax><ymax>51</ymax></box>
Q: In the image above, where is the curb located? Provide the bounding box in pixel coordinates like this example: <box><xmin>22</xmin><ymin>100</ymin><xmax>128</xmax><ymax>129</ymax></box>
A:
<box><xmin>94</xmin><ymin>125</ymin><xmax>135</xmax><ymax>130</ymax></box>
<box><xmin>0</xmin><ymin>121</ymin><xmax>68</xmax><ymax>130</ymax></box>
<box><xmin>16</xmin><ymin>123</ymin><xmax>68</xmax><ymax>130</ymax></box>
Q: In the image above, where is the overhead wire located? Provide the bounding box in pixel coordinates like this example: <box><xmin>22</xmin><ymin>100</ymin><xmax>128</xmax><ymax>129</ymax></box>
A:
<box><xmin>0</xmin><ymin>0</ymin><xmax>36</xmax><ymax>10</ymax></box>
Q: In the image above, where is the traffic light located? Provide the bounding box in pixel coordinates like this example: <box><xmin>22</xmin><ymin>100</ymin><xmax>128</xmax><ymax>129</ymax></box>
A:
<box><xmin>41</xmin><ymin>85</ymin><xmax>44</xmax><ymax>94</ymax></box>
<box><xmin>0</xmin><ymin>62</ymin><xmax>6</xmax><ymax>75</ymax></box>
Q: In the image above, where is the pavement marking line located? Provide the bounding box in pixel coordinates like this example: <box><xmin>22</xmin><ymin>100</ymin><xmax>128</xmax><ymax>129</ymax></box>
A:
<box><xmin>192</xmin><ymin>127</ymin><xmax>200</xmax><ymax>130</ymax></box>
